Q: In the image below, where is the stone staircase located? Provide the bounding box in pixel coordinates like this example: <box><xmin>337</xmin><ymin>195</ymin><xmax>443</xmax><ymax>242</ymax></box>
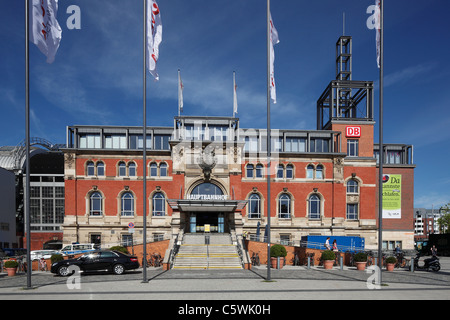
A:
<box><xmin>173</xmin><ymin>234</ymin><xmax>243</xmax><ymax>270</ymax></box>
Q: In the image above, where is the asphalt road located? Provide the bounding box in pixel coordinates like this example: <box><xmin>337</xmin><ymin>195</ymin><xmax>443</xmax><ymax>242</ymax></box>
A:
<box><xmin>1</xmin><ymin>256</ymin><xmax>449</xmax><ymax>303</ymax></box>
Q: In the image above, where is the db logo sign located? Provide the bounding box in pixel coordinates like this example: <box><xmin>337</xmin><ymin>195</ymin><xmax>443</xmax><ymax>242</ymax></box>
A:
<box><xmin>346</xmin><ymin>126</ymin><xmax>361</xmax><ymax>138</ymax></box>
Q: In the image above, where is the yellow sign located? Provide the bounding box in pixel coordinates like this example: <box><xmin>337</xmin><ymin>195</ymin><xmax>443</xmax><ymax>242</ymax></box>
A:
<box><xmin>204</xmin><ymin>224</ymin><xmax>210</xmax><ymax>232</ymax></box>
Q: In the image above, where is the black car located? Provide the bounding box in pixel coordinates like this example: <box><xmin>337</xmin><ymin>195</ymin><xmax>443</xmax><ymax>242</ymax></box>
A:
<box><xmin>51</xmin><ymin>250</ymin><xmax>140</xmax><ymax>276</ymax></box>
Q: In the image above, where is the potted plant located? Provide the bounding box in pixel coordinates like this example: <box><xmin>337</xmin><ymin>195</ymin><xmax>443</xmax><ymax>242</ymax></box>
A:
<box><xmin>321</xmin><ymin>250</ymin><xmax>335</xmax><ymax>270</ymax></box>
<box><xmin>354</xmin><ymin>252</ymin><xmax>368</xmax><ymax>271</ymax></box>
<box><xmin>270</xmin><ymin>244</ymin><xmax>287</xmax><ymax>269</ymax></box>
<box><xmin>386</xmin><ymin>256</ymin><xmax>397</xmax><ymax>271</ymax></box>
<box><xmin>4</xmin><ymin>260</ymin><xmax>19</xmax><ymax>276</ymax></box>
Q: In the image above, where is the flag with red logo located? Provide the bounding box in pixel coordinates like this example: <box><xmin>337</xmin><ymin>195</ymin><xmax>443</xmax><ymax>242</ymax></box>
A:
<box><xmin>147</xmin><ymin>0</ymin><xmax>162</xmax><ymax>80</ymax></box>
<box><xmin>269</xmin><ymin>12</ymin><xmax>279</xmax><ymax>104</ymax></box>
<box><xmin>29</xmin><ymin>0</ymin><xmax>62</xmax><ymax>64</ymax></box>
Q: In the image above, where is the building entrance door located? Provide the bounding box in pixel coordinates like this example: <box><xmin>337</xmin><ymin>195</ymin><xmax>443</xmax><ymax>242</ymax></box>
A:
<box><xmin>189</xmin><ymin>213</ymin><xmax>225</xmax><ymax>233</ymax></box>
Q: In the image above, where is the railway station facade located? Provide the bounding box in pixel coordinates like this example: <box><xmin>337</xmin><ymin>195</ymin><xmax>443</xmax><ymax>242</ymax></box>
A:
<box><xmin>61</xmin><ymin>36</ymin><xmax>416</xmax><ymax>251</ymax></box>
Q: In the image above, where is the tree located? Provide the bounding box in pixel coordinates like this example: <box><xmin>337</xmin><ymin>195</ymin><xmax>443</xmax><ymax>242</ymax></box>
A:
<box><xmin>438</xmin><ymin>203</ymin><xmax>450</xmax><ymax>233</ymax></box>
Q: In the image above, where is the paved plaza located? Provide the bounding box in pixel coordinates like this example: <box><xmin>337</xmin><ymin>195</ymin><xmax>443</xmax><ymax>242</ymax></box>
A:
<box><xmin>1</xmin><ymin>257</ymin><xmax>449</xmax><ymax>303</ymax></box>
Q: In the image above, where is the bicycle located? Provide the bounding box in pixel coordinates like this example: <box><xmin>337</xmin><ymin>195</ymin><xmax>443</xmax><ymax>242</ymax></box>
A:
<box><xmin>39</xmin><ymin>258</ymin><xmax>48</xmax><ymax>271</ymax></box>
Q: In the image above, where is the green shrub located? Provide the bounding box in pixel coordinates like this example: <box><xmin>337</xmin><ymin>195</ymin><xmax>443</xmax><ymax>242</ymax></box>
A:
<box><xmin>4</xmin><ymin>260</ymin><xmax>18</xmax><ymax>268</ymax></box>
<box><xmin>110</xmin><ymin>246</ymin><xmax>129</xmax><ymax>254</ymax></box>
<box><xmin>270</xmin><ymin>244</ymin><xmax>287</xmax><ymax>257</ymax></box>
<box><xmin>51</xmin><ymin>254</ymin><xmax>64</xmax><ymax>264</ymax></box>
<box><xmin>321</xmin><ymin>250</ymin><xmax>336</xmax><ymax>261</ymax></box>
<box><xmin>354</xmin><ymin>252</ymin><xmax>368</xmax><ymax>262</ymax></box>
<box><xmin>386</xmin><ymin>256</ymin><xmax>397</xmax><ymax>264</ymax></box>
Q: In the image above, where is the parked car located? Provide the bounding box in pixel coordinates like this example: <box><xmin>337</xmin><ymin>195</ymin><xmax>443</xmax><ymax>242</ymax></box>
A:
<box><xmin>30</xmin><ymin>250</ymin><xmax>60</xmax><ymax>261</ymax></box>
<box><xmin>59</xmin><ymin>243</ymin><xmax>98</xmax><ymax>256</ymax></box>
<box><xmin>51</xmin><ymin>250</ymin><xmax>140</xmax><ymax>276</ymax></box>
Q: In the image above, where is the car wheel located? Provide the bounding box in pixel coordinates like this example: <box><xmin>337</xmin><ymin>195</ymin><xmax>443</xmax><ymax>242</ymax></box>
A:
<box><xmin>113</xmin><ymin>264</ymin><xmax>125</xmax><ymax>275</ymax></box>
<box><xmin>58</xmin><ymin>265</ymin><xmax>71</xmax><ymax>277</ymax></box>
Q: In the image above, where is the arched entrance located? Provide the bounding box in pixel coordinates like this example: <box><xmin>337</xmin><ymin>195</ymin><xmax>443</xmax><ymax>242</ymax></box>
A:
<box><xmin>188</xmin><ymin>182</ymin><xmax>225</xmax><ymax>233</ymax></box>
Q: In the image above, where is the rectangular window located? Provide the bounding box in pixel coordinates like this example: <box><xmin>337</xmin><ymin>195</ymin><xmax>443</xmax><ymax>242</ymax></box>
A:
<box><xmin>346</xmin><ymin>204</ymin><xmax>358</xmax><ymax>220</ymax></box>
<box><xmin>154</xmin><ymin>135</ymin><xmax>170</xmax><ymax>150</ymax></box>
<box><xmin>105</xmin><ymin>134</ymin><xmax>126</xmax><ymax>149</ymax></box>
<box><xmin>310</xmin><ymin>138</ymin><xmax>329</xmax><ymax>153</ymax></box>
<box><xmin>122</xmin><ymin>234</ymin><xmax>133</xmax><ymax>247</ymax></box>
<box><xmin>244</xmin><ymin>136</ymin><xmax>258</xmax><ymax>153</ymax></box>
<box><xmin>129</xmin><ymin>135</ymin><xmax>152</xmax><ymax>149</ymax></box>
<box><xmin>79</xmin><ymin>134</ymin><xmax>101</xmax><ymax>149</ymax></box>
<box><xmin>347</xmin><ymin>139</ymin><xmax>359</xmax><ymax>157</ymax></box>
<box><xmin>286</xmin><ymin>137</ymin><xmax>306</xmax><ymax>152</ymax></box>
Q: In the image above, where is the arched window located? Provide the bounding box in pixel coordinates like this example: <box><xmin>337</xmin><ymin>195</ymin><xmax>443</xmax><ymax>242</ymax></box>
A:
<box><xmin>308</xmin><ymin>194</ymin><xmax>320</xmax><ymax>219</ymax></box>
<box><xmin>256</xmin><ymin>164</ymin><xmax>264</xmax><ymax>178</ymax></box>
<box><xmin>150</xmin><ymin>162</ymin><xmax>158</xmax><ymax>177</ymax></box>
<box><xmin>128</xmin><ymin>162</ymin><xmax>136</xmax><ymax>177</ymax></box>
<box><xmin>306</xmin><ymin>164</ymin><xmax>314</xmax><ymax>179</ymax></box>
<box><xmin>160</xmin><ymin>163</ymin><xmax>168</xmax><ymax>177</ymax></box>
<box><xmin>118</xmin><ymin>162</ymin><xmax>126</xmax><ymax>177</ymax></box>
<box><xmin>315</xmin><ymin>164</ymin><xmax>323</xmax><ymax>179</ymax></box>
<box><xmin>97</xmin><ymin>162</ymin><xmax>105</xmax><ymax>176</ymax></box>
<box><xmin>90</xmin><ymin>192</ymin><xmax>103</xmax><ymax>216</ymax></box>
<box><xmin>190</xmin><ymin>183</ymin><xmax>224</xmax><ymax>198</ymax></box>
<box><xmin>121</xmin><ymin>192</ymin><xmax>134</xmax><ymax>216</ymax></box>
<box><xmin>278</xmin><ymin>194</ymin><xmax>291</xmax><ymax>219</ymax></box>
<box><xmin>152</xmin><ymin>192</ymin><xmax>165</xmax><ymax>216</ymax></box>
<box><xmin>248</xmin><ymin>194</ymin><xmax>261</xmax><ymax>219</ymax></box>
<box><xmin>246</xmin><ymin>164</ymin><xmax>254</xmax><ymax>178</ymax></box>
<box><xmin>347</xmin><ymin>179</ymin><xmax>358</xmax><ymax>194</ymax></box>
<box><xmin>277</xmin><ymin>164</ymin><xmax>284</xmax><ymax>179</ymax></box>
<box><xmin>87</xmin><ymin>161</ymin><xmax>95</xmax><ymax>176</ymax></box>
<box><xmin>286</xmin><ymin>164</ymin><xmax>294</xmax><ymax>179</ymax></box>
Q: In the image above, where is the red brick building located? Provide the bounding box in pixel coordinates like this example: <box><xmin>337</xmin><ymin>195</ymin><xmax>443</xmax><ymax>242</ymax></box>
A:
<box><xmin>61</xmin><ymin>36</ymin><xmax>415</xmax><ymax>251</ymax></box>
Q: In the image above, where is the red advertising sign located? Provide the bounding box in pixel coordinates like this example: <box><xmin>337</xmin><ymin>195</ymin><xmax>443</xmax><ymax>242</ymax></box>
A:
<box><xmin>346</xmin><ymin>126</ymin><xmax>361</xmax><ymax>138</ymax></box>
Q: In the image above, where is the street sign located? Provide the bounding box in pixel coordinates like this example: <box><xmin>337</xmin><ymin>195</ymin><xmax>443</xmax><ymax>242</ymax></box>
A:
<box><xmin>128</xmin><ymin>222</ymin><xmax>135</xmax><ymax>229</ymax></box>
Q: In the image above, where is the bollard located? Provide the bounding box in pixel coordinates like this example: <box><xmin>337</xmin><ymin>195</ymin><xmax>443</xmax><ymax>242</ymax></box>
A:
<box><xmin>411</xmin><ymin>260</ymin><xmax>414</xmax><ymax>272</ymax></box>
<box><xmin>340</xmin><ymin>256</ymin><xmax>343</xmax><ymax>270</ymax></box>
<box><xmin>307</xmin><ymin>256</ymin><xmax>311</xmax><ymax>269</ymax></box>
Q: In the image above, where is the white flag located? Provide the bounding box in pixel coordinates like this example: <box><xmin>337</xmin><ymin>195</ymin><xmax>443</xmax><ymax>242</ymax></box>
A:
<box><xmin>269</xmin><ymin>13</ymin><xmax>280</xmax><ymax>104</ymax></box>
<box><xmin>29</xmin><ymin>0</ymin><xmax>62</xmax><ymax>64</ymax></box>
<box><xmin>233</xmin><ymin>72</ymin><xmax>238</xmax><ymax>115</ymax></box>
<box><xmin>178</xmin><ymin>69</ymin><xmax>183</xmax><ymax>114</ymax></box>
<box><xmin>375</xmin><ymin>0</ymin><xmax>381</xmax><ymax>68</ymax></box>
<box><xmin>147</xmin><ymin>0</ymin><xmax>162</xmax><ymax>80</ymax></box>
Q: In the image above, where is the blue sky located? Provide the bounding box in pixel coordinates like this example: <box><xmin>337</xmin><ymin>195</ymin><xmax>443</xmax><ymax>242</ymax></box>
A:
<box><xmin>1</xmin><ymin>0</ymin><xmax>450</xmax><ymax>210</ymax></box>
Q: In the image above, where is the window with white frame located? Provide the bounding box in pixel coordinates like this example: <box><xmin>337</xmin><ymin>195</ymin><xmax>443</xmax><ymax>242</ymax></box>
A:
<box><xmin>152</xmin><ymin>192</ymin><xmax>165</xmax><ymax>216</ymax></box>
<box><xmin>118</xmin><ymin>162</ymin><xmax>127</xmax><ymax>177</ymax></box>
<box><xmin>347</xmin><ymin>139</ymin><xmax>359</xmax><ymax>157</ymax></box>
<box><xmin>90</xmin><ymin>192</ymin><xmax>103</xmax><ymax>216</ymax></box>
<box><xmin>308</xmin><ymin>194</ymin><xmax>321</xmax><ymax>219</ymax></box>
<box><xmin>121</xmin><ymin>192</ymin><xmax>134</xmax><ymax>217</ymax></box>
<box><xmin>128</xmin><ymin>162</ymin><xmax>136</xmax><ymax>177</ymax></box>
<box><xmin>248</xmin><ymin>194</ymin><xmax>261</xmax><ymax>219</ymax></box>
<box><xmin>286</xmin><ymin>164</ymin><xmax>294</xmax><ymax>179</ymax></box>
<box><xmin>278</xmin><ymin>194</ymin><xmax>291</xmax><ymax>219</ymax></box>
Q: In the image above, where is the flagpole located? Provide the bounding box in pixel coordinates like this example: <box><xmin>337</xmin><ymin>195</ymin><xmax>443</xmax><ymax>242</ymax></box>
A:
<box><xmin>25</xmin><ymin>0</ymin><xmax>32</xmax><ymax>289</ymax></box>
<box><xmin>233</xmin><ymin>71</ymin><xmax>236</xmax><ymax>118</ymax></box>
<box><xmin>266</xmin><ymin>0</ymin><xmax>272</xmax><ymax>282</ymax></box>
<box><xmin>142</xmin><ymin>0</ymin><xmax>148</xmax><ymax>283</ymax></box>
<box><xmin>377</xmin><ymin>0</ymin><xmax>384</xmax><ymax>286</ymax></box>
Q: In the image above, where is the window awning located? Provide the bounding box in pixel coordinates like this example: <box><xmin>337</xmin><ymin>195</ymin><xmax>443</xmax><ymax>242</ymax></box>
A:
<box><xmin>167</xmin><ymin>199</ymin><xmax>247</xmax><ymax>212</ymax></box>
